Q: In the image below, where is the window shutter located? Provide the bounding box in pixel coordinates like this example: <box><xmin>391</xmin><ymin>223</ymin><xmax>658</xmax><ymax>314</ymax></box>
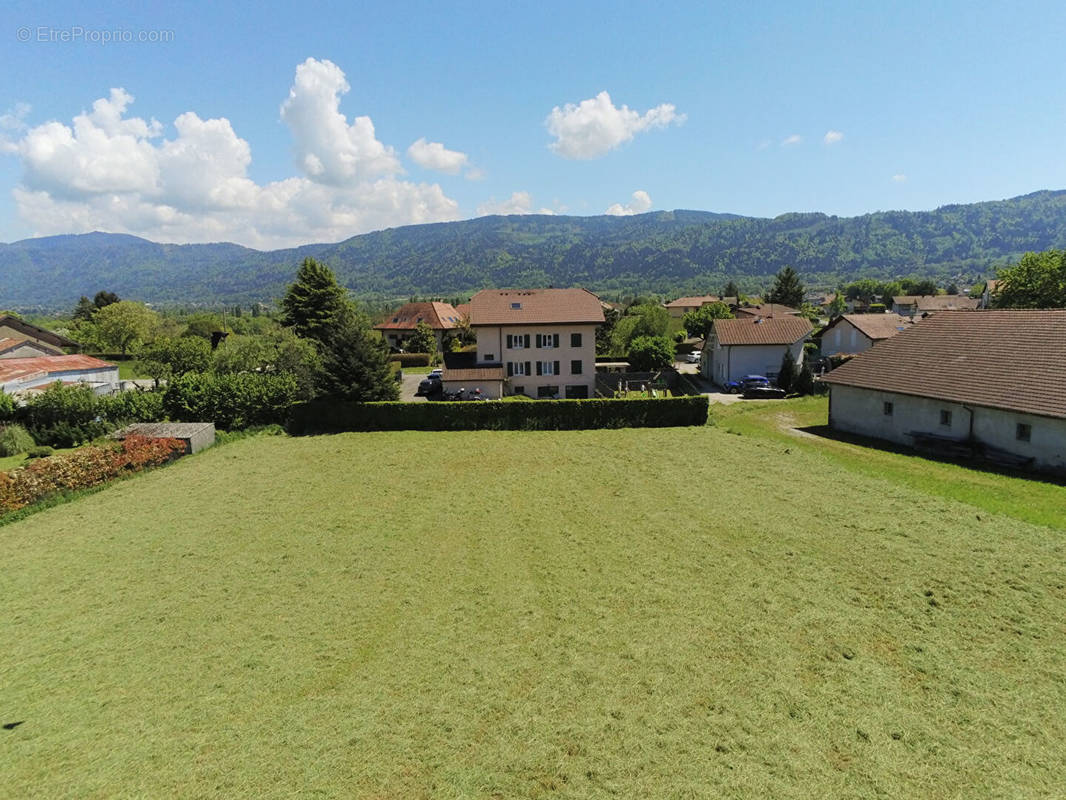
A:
<box><xmin>507</xmin><ymin>362</ymin><xmax>513</xmax><ymax>377</ymax></box>
<box><xmin>553</xmin><ymin>334</ymin><xmax>559</xmax><ymax>348</ymax></box>
<box><xmin>507</xmin><ymin>334</ymin><xmax>513</xmax><ymax>348</ymax></box>
<box><xmin>554</xmin><ymin>360</ymin><xmax>560</xmax><ymax>376</ymax></box>
<box><xmin>525</xmin><ymin>361</ymin><xmax>531</xmax><ymax>377</ymax></box>
<box><xmin>524</xmin><ymin>334</ymin><xmax>530</xmax><ymax>348</ymax></box>
<box><xmin>536</xmin><ymin>362</ymin><xmax>542</xmax><ymax>376</ymax></box>
<box><xmin>535</xmin><ymin>334</ymin><xmax>542</xmax><ymax>348</ymax></box>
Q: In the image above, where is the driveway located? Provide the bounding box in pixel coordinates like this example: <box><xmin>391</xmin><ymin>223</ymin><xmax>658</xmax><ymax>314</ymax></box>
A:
<box><xmin>674</xmin><ymin>361</ymin><xmax>744</xmax><ymax>405</ymax></box>
<box><xmin>399</xmin><ymin>372</ymin><xmax>428</xmax><ymax>402</ymax></box>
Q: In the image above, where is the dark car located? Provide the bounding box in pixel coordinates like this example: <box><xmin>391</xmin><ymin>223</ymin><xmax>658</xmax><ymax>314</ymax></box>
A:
<box><xmin>726</xmin><ymin>374</ymin><xmax>771</xmax><ymax>393</ymax></box>
<box><xmin>742</xmin><ymin>384</ymin><xmax>787</xmax><ymax>399</ymax></box>
<box><xmin>416</xmin><ymin>374</ymin><xmax>442</xmax><ymax>397</ymax></box>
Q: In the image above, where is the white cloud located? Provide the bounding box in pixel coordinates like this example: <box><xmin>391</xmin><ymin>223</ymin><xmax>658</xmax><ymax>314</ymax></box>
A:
<box><xmin>823</xmin><ymin>130</ymin><xmax>844</xmax><ymax>145</ymax></box>
<box><xmin>406</xmin><ymin>137</ymin><xmax>469</xmax><ymax>175</ymax></box>
<box><xmin>1</xmin><ymin>60</ymin><xmax>461</xmax><ymax>248</ymax></box>
<box><xmin>605</xmin><ymin>190</ymin><xmax>652</xmax><ymax>216</ymax></box>
<box><xmin>892</xmin><ymin>173</ymin><xmax>908</xmax><ymax>183</ymax></box>
<box><xmin>781</xmin><ymin>134</ymin><xmax>802</xmax><ymax>146</ymax></box>
<box><xmin>477</xmin><ymin>191</ymin><xmax>554</xmax><ymax>216</ymax></box>
<box><xmin>463</xmin><ymin>166</ymin><xmax>486</xmax><ymax>181</ymax></box>
<box><xmin>545</xmin><ymin>91</ymin><xmax>685</xmax><ymax>159</ymax></box>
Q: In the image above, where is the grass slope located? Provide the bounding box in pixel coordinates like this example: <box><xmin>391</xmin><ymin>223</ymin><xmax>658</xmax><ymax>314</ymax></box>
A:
<box><xmin>2</xmin><ymin>403</ymin><xmax>1065</xmax><ymax>798</ymax></box>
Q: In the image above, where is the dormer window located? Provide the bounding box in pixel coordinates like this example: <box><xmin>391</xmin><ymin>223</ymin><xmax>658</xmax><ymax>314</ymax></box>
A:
<box><xmin>511</xmin><ymin>302</ymin><xmax>522</xmax><ymax>310</ymax></box>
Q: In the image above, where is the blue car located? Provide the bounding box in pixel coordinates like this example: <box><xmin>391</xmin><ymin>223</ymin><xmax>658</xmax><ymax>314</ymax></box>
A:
<box><xmin>725</xmin><ymin>375</ymin><xmax>771</xmax><ymax>394</ymax></box>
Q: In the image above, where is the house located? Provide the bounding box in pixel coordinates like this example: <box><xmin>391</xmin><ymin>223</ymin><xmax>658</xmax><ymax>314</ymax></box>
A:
<box><xmin>734</xmin><ymin>303</ymin><xmax>801</xmax><ymax>319</ymax></box>
<box><xmin>981</xmin><ymin>280</ymin><xmax>1002</xmax><ymax>309</ymax></box>
<box><xmin>0</xmin><ymin>315</ymin><xmax>80</xmax><ymax>353</ymax></box>
<box><xmin>891</xmin><ymin>295</ymin><xmax>979</xmax><ymax>317</ymax></box>
<box><xmin>664</xmin><ymin>295</ymin><xmax>721</xmax><ymax>318</ymax></box>
<box><xmin>0</xmin><ymin>337</ymin><xmax>64</xmax><ymax>359</ymax></box>
<box><xmin>0</xmin><ymin>354</ymin><xmax>120</xmax><ymax>396</ymax></box>
<box><xmin>466</xmin><ymin>288</ymin><xmax>604</xmax><ymax>399</ymax></box>
<box><xmin>700</xmin><ymin>316</ymin><xmax>812</xmax><ymax>386</ymax></box>
<box><xmin>822</xmin><ymin>310</ymin><xmax>1066</xmax><ymax>473</ymax></box>
<box><xmin>374</xmin><ymin>301</ymin><xmax>464</xmax><ymax>352</ymax></box>
<box><xmin>819</xmin><ymin>314</ymin><xmax>913</xmax><ymax>356</ymax></box>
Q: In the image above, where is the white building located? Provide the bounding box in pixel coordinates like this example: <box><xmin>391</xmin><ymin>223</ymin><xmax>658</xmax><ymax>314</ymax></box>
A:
<box><xmin>467</xmin><ymin>288</ymin><xmax>604</xmax><ymax>399</ymax></box>
<box><xmin>701</xmin><ymin>316</ymin><xmax>812</xmax><ymax>386</ymax></box>
<box><xmin>823</xmin><ymin>310</ymin><xmax>1066</xmax><ymax>474</ymax></box>
<box><xmin>819</xmin><ymin>313</ymin><xmax>913</xmax><ymax>356</ymax></box>
<box><xmin>0</xmin><ymin>354</ymin><xmax>120</xmax><ymax>396</ymax></box>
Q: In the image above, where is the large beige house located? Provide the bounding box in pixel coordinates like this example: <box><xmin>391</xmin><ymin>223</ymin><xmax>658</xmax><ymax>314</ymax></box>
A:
<box><xmin>374</xmin><ymin>301</ymin><xmax>463</xmax><ymax>353</ymax></box>
<box><xmin>465</xmin><ymin>288</ymin><xmax>604</xmax><ymax>399</ymax></box>
<box><xmin>823</xmin><ymin>310</ymin><xmax>1066</xmax><ymax>473</ymax></box>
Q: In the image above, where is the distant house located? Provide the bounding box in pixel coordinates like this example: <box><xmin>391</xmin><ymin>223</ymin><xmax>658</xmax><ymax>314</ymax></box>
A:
<box><xmin>819</xmin><ymin>314</ymin><xmax>913</xmax><ymax>356</ymax></box>
<box><xmin>664</xmin><ymin>295</ymin><xmax>721</xmax><ymax>318</ymax></box>
<box><xmin>0</xmin><ymin>337</ymin><xmax>63</xmax><ymax>359</ymax></box>
<box><xmin>467</xmin><ymin>288</ymin><xmax>604</xmax><ymax>399</ymax></box>
<box><xmin>734</xmin><ymin>303</ymin><xmax>801</xmax><ymax>319</ymax></box>
<box><xmin>0</xmin><ymin>354</ymin><xmax>119</xmax><ymax>396</ymax></box>
<box><xmin>892</xmin><ymin>295</ymin><xmax>979</xmax><ymax>317</ymax></box>
<box><xmin>701</xmin><ymin>316</ymin><xmax>812</xmax><ymax>386</ymax></box>
<box><xmin>374</xmin><ymin>301</ymin><xmax>463</xmax><ymax>353</ymax></box>
<box><xmin>981</xmin><ymin>280</ymin><xmax>1002</xmax><ymax>309</ymax></box>
<box><xmin>822</xmin><ymin>310</ymin><xmax>1066</xmax><ymax>473</ymax></box>
<box><xmin>0</xmin><ymin>315</ymin><xmax>79</xmax><ymax>353</ymax></box>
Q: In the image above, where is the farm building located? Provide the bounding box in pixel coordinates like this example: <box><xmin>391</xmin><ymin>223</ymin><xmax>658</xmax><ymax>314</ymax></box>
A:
<box><xmin>819</xmin><ymin>313</ymin><xmax>913</xmax><ymax>356</ymax></box>
<box><xmin>0</xmin><ymin>315</ymin><xmax>79</xmax><ymax>353</ymax></box>
<box><xmin>374</xmin><ymin>302</ymin><xmax>464</xmax><ymax>353</ymax></box>
<box><xmin>701</xmin><ymin>316</ymin><xmax>812</xmax><ymax>386</ymax></box>
<box><xmin>822</xmin><ymin>310</ymin><xmax>1066</xmax><ymax>473</ymax></box>
<box><xmin>0</xmin><ymin>354</ymin><xmax>120</xmax><ymax>396</ymax></box>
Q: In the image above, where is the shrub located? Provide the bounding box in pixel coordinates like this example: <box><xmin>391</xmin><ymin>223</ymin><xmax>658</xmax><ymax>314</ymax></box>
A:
<box><xmin>0</xmin><ymin>391</ymin><xmax>14</xmax><ymax>422</ymax></box>
<box><xmin>98</xmin><ymin>390</ymin><xmax>166</xmax><ymax>425</ymax></box>
<box><xmin>0</xmin><ymin>424</ymin><xmax>35</xmax><ymax>457</ymax></box>
<box><xmin>27</xmin><ymin>446</ymin><xmax>54</xmax><ymax>459</ymax></box>
<box><xmin>164</xmin><ymin>372</ymin><xmax>302</xmax><ymax>430</ymax></box>
<box><xmin>16</xmin><ymin>384</ymin><xmax>109</xmax><ymax>447</ymax></box>
<box><xmin>287</xmin><ymin>396</ymin><xmax>709</xmax><ymax>434</ymax></box>
<box><xmin>628</xmin><ymin>335</ymin><xmax>676</xmax><ymax>371</ymax></box>
<box><xmin>388</xmin><ymin>353</ymin><xmax>432</xmax><ymax>367</ymax></box>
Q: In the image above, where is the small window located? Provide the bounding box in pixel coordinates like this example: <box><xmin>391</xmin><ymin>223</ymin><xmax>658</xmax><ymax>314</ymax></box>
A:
<box><xmin>537</xmin><ymin>385</ymin><xmax>559</xmax><ymax>399</ymax></box>
<box><xmin>1016</xmin><ymin>423</ymin><xmax>1032</xmax><ymax>442</ymax></box>
<box><xmin>883</xmin><ymin>401</ymin><xmax>893</xmax><ymax>416</ymax></box>
<box><xmin>511</xmin><ymin>302</ymin><xmax>521</xmax><ymax>309</ymax></box>
<box><xmin>571</xmin><ymin>332</ymin><xmax>582</xmax><ymax>347</ymax></box>
<box><xmin>483</xmin><ymin>354</ymin><xmax>495</xmax><ymax>362</ymax></box>
<box><xmin>940</xmin><ymin>409</ymin><xmax>952</xmax><ymax>427</ymax></box>
<box><xmin>513</xmin><ymin>385</ymin><xmax>524</xmax><ymax>395</ymax></box>
<box><xmin>570</xmin><ymin>359</ymin><xmax>583</xmax><ymax>375</ymax></box>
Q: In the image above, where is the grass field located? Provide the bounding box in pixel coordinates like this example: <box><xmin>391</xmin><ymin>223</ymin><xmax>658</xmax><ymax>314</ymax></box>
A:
<box><xmin>2</xmin><ymin>399</ymin><xmax>1065</xmax><ymax>797</ymax></box>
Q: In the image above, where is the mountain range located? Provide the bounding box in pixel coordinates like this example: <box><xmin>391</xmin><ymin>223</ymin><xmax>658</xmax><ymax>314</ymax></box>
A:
<box><xmin>5</xmin><ymin>190</ymin><xmax>1066</xmax><ymax>310</ymax></box>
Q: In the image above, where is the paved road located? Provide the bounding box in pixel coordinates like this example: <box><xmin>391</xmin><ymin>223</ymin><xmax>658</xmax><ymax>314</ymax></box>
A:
<box><xmin>399</xmin><ymin>372</ymin><xmax>428</xmax><ymax>402</ymax></box>
<box><xmin>673</xmin><ymin>361</ymin><xmax>744</xmax><ymax>405</ymax></box>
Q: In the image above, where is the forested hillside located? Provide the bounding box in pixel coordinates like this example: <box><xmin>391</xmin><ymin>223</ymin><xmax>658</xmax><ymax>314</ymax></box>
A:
<box><xmin>4</xmin><ymin>191</ymin><xmax>1066</xmax><ymax>309</ymax></box>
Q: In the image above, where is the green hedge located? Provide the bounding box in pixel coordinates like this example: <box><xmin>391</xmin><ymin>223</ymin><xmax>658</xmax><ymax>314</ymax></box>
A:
<box><xmin>388</xmin><ymin>353</ymin><xmax>432</xmax><ymax>367</ymax></box>
<box><xmin>287</xmin><ymin>395</ymin><xmax>709</xmax><ymax>434</ymax></box>
<box><xmin>164</xmin><ymin>372</ymin><xmax>301</xmax><ymax>431</ymax></box>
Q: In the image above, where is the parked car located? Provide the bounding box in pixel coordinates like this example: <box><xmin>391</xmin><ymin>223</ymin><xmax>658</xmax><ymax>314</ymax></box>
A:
<box><xmin>725</xmin><ymin>375</ymin><xmax>771</xmax><ymax>393</ymax></box>
<box><xmin>684</xmin><ymin>351</ymin><xmax>701</xmax><ymax>363</ymax></box>
<box><xmin>416</xmin><ymin>374</ymin><xmax>442</xmax><ymax>396</ymax></box>
<box><xmin>742</xmin><ymin>385</ymin><xmax>787</xmax><ymax>399</ymax></box>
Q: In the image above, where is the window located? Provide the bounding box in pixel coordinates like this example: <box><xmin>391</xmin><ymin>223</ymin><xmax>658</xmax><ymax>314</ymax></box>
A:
<box><xmin>507</xmin><ymin>361</ymin><xmax>528</xmax><ymax>377</ymax></box>
<box><xmin>537</xmin><ymin>385</ymin><xmax>559</xmax><ymax>398</ymax></box>
<box><xmin>536</xmin><ymin>360</ymin><xmax>560</xmax><ymax>376</ymax></box>
<box><xmin>483</xmin><ymin>354</ymin><xmax>495</xmax><ymax>362</ymax></box>
<box><xmin>571</xmin><ymin>332</ymin><xmax>582</xmax><ymax>347</ymax></box>
<box><xmin>507</xmin><ymin>333</ymin><xmax>527</xmax><ymax>349</ymax></box>
<box><xmin>511</xmin><ymin>302</ymin><xmax>521</xmax><ymax>309</ymax></box>
<box><xmin>536</xmin><ymin>333</ymin><xmax>559</xmax><ymax>349</ymax></box>
<box><xmin>883</xmin><ymin>401</ymin><xmax>893</xmax><ymax>416</ymax></box>
<box><xmin>565</xmin><ymin>385</ymin><xmax>589</xmax><ymax>399</ymax></box>
<box><xmin>570</xmin><ymin>359</ymin><xmax>583</xmax><ymax>375</ymax></box>
<box><xmin>940</xmin><ymin>409</ymin><xmax>952</xmax><ymax>427</ymax></box>
<box><xmin>513</xmin><ymin>385</ymin><xmax>525</xmax><ymax>396</ymax></box>
<box><xmin>1016</xmin><ymin>423</ymin><xmax>1032</xmax><ymax>442</ymax></box>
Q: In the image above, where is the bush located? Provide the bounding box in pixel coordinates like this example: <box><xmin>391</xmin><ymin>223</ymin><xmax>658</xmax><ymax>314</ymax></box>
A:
<box><xmin>27</xmin><ymin>446</ymin><xmax>54</xmax><ymax>459</ymax></box>
<box><xmin>628</xmin><ymin>335</ymin><xmax>676</xmax><ymax>371</ymax></box>
<box><xmin>98</xmin><ymin>390</ymin><xmax>166</xmax><ymax>425</ymax></box>
<box><xmin>0</xmin><ymin>424</ymin><xmax>35</xmax><ymax>457</ymax></box>
<box><xmin>164</xmin><ymin>372</ymin><xmax>302</xmax><ymax>430</ymax></box>
<box><xmin>388</xmin><ymin>353</ymin><xmax>432</xmax><ymax>367</ymax></box>
<box><xmin>0</xmin><ymin>391</ymin><xmax>14</xmax><ymax>422</ymax></box>
<box><xmin>288</xmin><ymin>396</ymin><xmax>709</xmax><ymax>434</ymax></box>
<box><xmin>17</xmin><ymin>384</ymin><xmax>109</xmax><ymax>447</ymax></box>
<box><xmin>0</xmin><ymin>436</ymin><xmax>185</xmax><ymax>516</ymax></box>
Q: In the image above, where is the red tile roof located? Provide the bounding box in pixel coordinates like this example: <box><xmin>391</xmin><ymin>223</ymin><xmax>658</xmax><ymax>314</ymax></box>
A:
<box><xmin>374</xmin><ymin>301</ymin><xmax>463</xmax><ymax>331</ymax></box>
<box><xmin>822</xmin><ymin>310</ymin><xmax>1066</xmax><ymax>420</ymax></box>
<box><xmin>665</xmin><ymin>295</ymin><xmax>720</xmax><ymax>308</ymax></box>
<box><xmin>824</xmin><ymin>313</ymin><xmax>913</xmax><ymax>341</ymax></box>
<box><xmin>470</xmin><ymin>289</ymin><xmax>605</xmax><ymax>326</ymax></box>
<box><xmin>712</xmin><ymin>316</ymin><xmax>812</xmax><ymax>346</ymax></box>
<box><xmin>734</xmin><ymin>303</ymin><xmax>800</xmax><ymax>318</ymax></box>
<box><xmin>0</xmin><ymin>354</ymin><xmax>117</xmax><ymax>385</ymax></box>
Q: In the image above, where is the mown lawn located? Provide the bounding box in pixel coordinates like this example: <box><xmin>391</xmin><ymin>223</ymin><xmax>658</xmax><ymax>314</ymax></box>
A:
<box><xmin>2</xmin><ymin>403</ymin><xmax>1065</xmax><ymax>798</ymax></box>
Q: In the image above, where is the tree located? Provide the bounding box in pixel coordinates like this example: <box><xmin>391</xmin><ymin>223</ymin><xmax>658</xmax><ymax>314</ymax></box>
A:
<box><xmin>777</xmin><ymin>350</ymin><xmax>797</xmax><ymax>393</ymax></box>
<box><xmin>794</xmin><ymin>361</ymin><xmax>815</xmax><ymax>396</ymax></box>
<box><xmin>946</xmin><ymin>282</ymin><xmax>959</xmax><ymax>295</ymax></box>
<box><xmin>93</xmin><ymin>290</ymin><xmax>120</xmax><ymax>310</ymax></box>
<box><xmin>281</xmin><ymin>258</ymin><xmax>352</xmax><ymax>343</ymax></box>
<box><xmin>72</xmin><ymin>296</ymin><xmax>97</xmax><ymax>322</ymax></box>
<box><xmin>213</xmin><ymin>329</ymin><xmax>321</xmax><ymax>397</ymax></box>
<box><xmin>681</xmin><ymin>301</ymin><xmax>734</xmax><ymax>339</ymax></box>
<box><xmin>994</xmin><ymin>249</ymin><xmax>1066</xmax><ymax>309</ymax></box>
<box><xmin>767</xmin><ymin>267</ymin><xmax>805</xmax><ymax>308</ymax></box>
<box><xmin>899</xmin><ymin>278</ymin><xmax>938</xmax><ymax>296</ymax></box>
<box><xmin>627</xmin><ymin>335</ymin><xmax>675</xmax><ymax>371</ymax></box>
<box><xmin>723</xmin><ymin>281</ymin><xmax>739</xmax><ymax>299</ymax></box>
<box><xmin>406</xmin><ymin>321</ymin><xmax>437</xmax><ymax>355</ymax></box>
<box><xmin>596</xmin><ymin>305</ymin><xmax>620</xmax><ymax>354</ymax></box>
<box><xmin>139</xmin><ymin>336</ymin><xmax>212</xmax><ymax>387</ymax></box>
<box><xmin>827</xmin><ymin>294</ymin><xmax>847</xmax><ymax>318</ymax></box>
<box><xmin>93</xmin><ymin>301</ymin><xmax>158</xmax><ymax>356</ymax></box>
<box><xmin>316</xmin><ymin>307</ymin><xmax>399</xmax><ymax>401</ymax></box>
<box><xmin>610</xmin><ymin>303</ymin><xmax>670</xmax><ymax>356</ymax></box>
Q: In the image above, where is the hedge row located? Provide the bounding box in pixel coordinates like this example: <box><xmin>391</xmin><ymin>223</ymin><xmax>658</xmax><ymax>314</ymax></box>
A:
<box><xmin>0</xmin><ymin>435</ymin><xmax>186</xmax><ymax>516</ymax></box>
<box><xmin>163</xmin><ymin>372</ymin><xmax>301</xmax><ymax>430</ymax></box>
<box><xmin>287</xmin><ymin>395</ymin><xmax>709</xmax><ymax>434</ymax></box>
<box><xmin>388</xmin><ymin>353</ymin><xmax>432</xmax><ymax>367</ymax></box>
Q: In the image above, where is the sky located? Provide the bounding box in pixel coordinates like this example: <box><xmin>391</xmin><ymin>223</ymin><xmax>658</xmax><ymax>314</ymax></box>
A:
<box><xmin>1</xmin><ymin>0</ymin><xmax>1065</xmax><ymax>249</ymax></box>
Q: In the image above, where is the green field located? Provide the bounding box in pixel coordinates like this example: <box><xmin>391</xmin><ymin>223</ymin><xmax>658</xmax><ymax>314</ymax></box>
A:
<box><xmin>3</xmin><ymin>400</ymin><xmax>1065</xmax><ymax>798</ymax></box>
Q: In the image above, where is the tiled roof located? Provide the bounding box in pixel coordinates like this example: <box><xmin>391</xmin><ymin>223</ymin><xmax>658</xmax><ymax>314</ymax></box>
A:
<box><xmin>827</xmin><ymin>313</ymin><xmax>913</xmax><ymax>341</ymax></box>
<box><xmin>0</xmin><ymin>315</ymin><xmax>80</xmax><ymax>349</ymax></box>
<box><xmin>454</xmin><ymin>302</ymin><xmax>471</xmax><ymax>320</ymax></box>
<box><xmin>470</xmin><ymin>288</ymin><xmax>605</xmax><ymax>326</ymax></box>
<box><xmin>712</xmin><ymin>316</ymin><xmax>812</xmax><ymax>346</ymax></box>
<box><xmin>665</xmin><ymin>295</ymin><xmax>720</xmax><ymax>308</ymax></box>
<box><xmin>734</xmin><ymin>303</ymin><xmax>800</xmax><ymax>318</ymax></box>
<box><xmin>374</xmin><ymin>301</ymin><xmax>463</xmax><ymax>331</ymax></box>
<box><xmin>441</xmin><ymin>366</ymin><xmax>506</xmax><ymax>382</ymax></box>
<box><xmin>0</xmin><ymin>354</ymin><xmax>117</xmax><ymax>384</ymax></box>
<box><xmin>892</xmin><ymin>295</ymin><xmax>979</xmax><ymax>311</ymax></box>
<box><xmin>0</xmin><ymin>337</ymin><xmax>63</xmax><ymax>356</ymax></box>
<box><xmin>822</xmin><ymin>310</ymin><xmax>1066</xmax><ymax>419</ymax></box>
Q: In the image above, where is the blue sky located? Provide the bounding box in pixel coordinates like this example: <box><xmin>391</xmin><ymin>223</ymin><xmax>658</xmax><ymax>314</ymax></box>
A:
<box><xmin>1</xmin><ymin>0</ymin><xmax>1065</xmax><ymax>248</ymax></box>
